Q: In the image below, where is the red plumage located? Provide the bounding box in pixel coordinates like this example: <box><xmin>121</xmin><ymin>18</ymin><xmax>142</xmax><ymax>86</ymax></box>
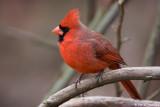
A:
<box><xmin>52</xmin><ymin>9</ymin><xmax>142</xmax><ymax>100</ymax></box>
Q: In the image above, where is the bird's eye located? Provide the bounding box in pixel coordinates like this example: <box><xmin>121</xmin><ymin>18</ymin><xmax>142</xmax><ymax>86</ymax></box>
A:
<box><xmin>59</xmin><ymin>25</ymin><xmax>70</xmax><ymax>31</ymax></box>
<box><xmin>64</xmin><ymin>27</ymin><xmax>70</xmax><ymax>31</ymax></box>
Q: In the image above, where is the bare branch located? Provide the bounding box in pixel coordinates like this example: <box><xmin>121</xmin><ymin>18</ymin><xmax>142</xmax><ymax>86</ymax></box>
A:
<box><xmin>116</xmin><ymin>0</ymin><xmax>125</xmax><ymax>51</ymax></box>
<box><xmin>146</xmin><ymin>88</ymin><xmax>160</xmax><ymax>100</ymax></box>
<box><xmin>95</xmin><ymin>0</ymin><xmax>127</xmax><ymax>33</ymax></box>
<box><xmin>39</xmin><ymin>67</ymin><xmax>160</xmax><ymax>107</ymax></box>
<box><xmin>60</xmin><ymin>96</ymin><xmax>160</xmax><ymax>107</ymax></box>
<box><xmin>114</xmin><ymin>0</ymin><xmax>126</xmax><ymax>97</ymax></box>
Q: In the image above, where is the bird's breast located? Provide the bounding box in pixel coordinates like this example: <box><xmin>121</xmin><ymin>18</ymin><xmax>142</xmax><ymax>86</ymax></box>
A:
<box><xmin>59</xmin><ymin>40</ymin><xmax>109</xmax><ymax>73</ymax></box>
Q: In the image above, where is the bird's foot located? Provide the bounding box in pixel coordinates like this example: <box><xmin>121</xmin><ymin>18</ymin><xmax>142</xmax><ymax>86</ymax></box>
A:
<box><xmin>95</xmin><ymin>70</ymin><xmax>104</xmax><ymax>83</ymax></box>
<box><xmin>73</xmin><ymin>74</ymin><xmax>84</xmax><ymax>88</ymax></box>
<box><xmin>74</xmin><ymin>79</ymin><xmax>81</xmax><ymax>88</ymax></box>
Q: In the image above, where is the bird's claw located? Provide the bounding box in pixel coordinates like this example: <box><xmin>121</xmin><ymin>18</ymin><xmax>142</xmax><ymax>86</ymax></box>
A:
<box><xmin>95</xmin><ymin>70</ymin><xmax>104</xmax><ymax>83</ymax></box>
<box><xmin>74</xmin><ymin>79</ymin><xmax>81</xmax><ymax>88</ymax></box>
<box><xmin>74</xmin><ymin>74</ymin><xmax>84</xmax><ymax>88</ymax></box>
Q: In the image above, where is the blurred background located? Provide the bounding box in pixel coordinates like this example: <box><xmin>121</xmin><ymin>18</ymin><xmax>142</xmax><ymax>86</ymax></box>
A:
<box><xmin>0</xmin><ymin>0</ymin><xmax>160</xmax><ymax>107</ymax></box>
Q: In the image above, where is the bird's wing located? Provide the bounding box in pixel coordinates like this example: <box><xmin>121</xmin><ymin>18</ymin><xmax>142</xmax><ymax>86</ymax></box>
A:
<box><xmin>88</xmin><ymin>32</ymin><xmax>126</xmax><ymax>65</ymax></box>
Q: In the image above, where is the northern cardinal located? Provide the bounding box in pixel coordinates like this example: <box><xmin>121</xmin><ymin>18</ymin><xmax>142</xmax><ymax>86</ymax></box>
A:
<box><xmin>52</xmin><ymin>9</ymin><xmax>142</xmax><ymax>100</ymax></box>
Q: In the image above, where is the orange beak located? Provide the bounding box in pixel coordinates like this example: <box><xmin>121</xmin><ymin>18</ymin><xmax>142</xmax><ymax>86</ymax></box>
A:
<box><xmin>52</xmin><ymin>26</ymin><xmax>63</xmax><ymax>35</ymax></box>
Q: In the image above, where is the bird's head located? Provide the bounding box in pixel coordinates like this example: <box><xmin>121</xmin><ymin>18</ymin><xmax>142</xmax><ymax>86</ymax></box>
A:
<box><xmin>52</xmin><ymin>9</ymin><xmax>80</xmax><ymax>42</ymax></box>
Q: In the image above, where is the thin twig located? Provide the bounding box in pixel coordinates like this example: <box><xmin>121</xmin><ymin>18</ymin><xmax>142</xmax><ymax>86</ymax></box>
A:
<box><xmin>114</xmin><ymin>0</ymin><xmax>126</xmax><ymax>97</ymax></box>
<box><xmin>114</xmin><ymin>82</ymin><xmax>122</xmax><ymax>97</ymax></box>
<box><xmin>116</xmin><ymin>0</ymin><xmax>125</xmax><ymax>51</ymax></box>
<box><xmin>60</xmin><ymin>96</ymin><xmax>160</xmax><ymax>107</ymax></box>
<box><xmin>146</xmin><ymin>88</ymin><xmax>160</xmax><ymax>100</ymax></box>
<box><xmin>39</xmin><ymin>67</ymin><xmax>160</xmax><ymax>107</ymax></box>
<box><xmin>95</xmin><ymin>0</ymin><xmax>126</xmax><ymax>33</ymax></box>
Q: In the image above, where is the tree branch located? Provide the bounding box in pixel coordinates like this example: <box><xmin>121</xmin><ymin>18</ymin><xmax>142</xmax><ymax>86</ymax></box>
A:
<box><xmin>39</xmin><ymin>67</ymin><xmax>160</xmax><ymax>107</ymax></box>
<box><xmin>60</xmin><ymin>96</ymin><xmax>160</xmax><ymax>107</ymax></box>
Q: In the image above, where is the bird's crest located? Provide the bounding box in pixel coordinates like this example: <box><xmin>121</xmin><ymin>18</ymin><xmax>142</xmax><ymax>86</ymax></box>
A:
<box><xmin>60</xmin><ymin>9</ymin><xmax>80</xmax><ymax>28</ymax></box>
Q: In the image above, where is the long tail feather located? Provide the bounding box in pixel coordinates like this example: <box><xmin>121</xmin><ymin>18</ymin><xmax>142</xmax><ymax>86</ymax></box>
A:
<box><xmin>109</xmin><ymin>63</ymin><xmax>142</xmax><ymax>100</ymax></box>
<box><xmin>121</xmin><ymin>80</ymin><xmax>142</xmax><ymax>99</ymax></box>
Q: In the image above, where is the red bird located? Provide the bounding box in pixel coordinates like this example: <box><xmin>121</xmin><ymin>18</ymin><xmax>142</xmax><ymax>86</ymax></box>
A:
<box><xmin>52</xmin><ymin>9</ymin><xmax>142</xmax><ymax>100</ymax></box>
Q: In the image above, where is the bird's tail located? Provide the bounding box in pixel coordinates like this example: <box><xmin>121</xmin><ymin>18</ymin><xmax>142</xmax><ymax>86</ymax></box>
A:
<box><xmin>109</xmin><ymin>63</ymin><xmax>142</xmax><ymax>100</ymax></box>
